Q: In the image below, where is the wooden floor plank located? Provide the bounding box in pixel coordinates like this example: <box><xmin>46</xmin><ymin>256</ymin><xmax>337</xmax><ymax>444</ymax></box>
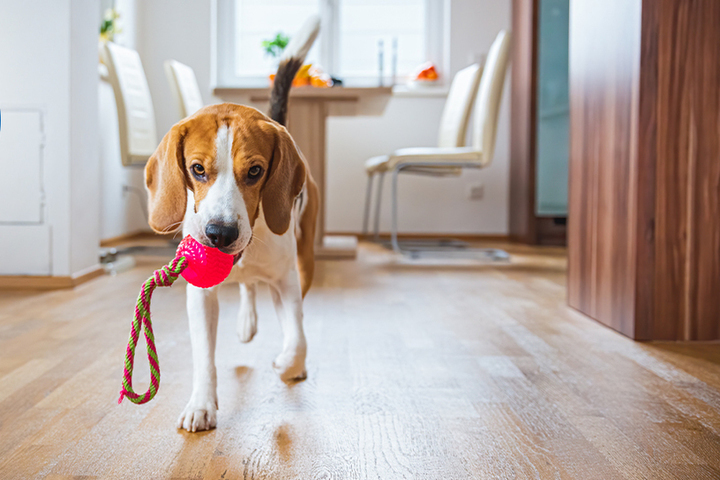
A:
<box><xmin>0</xmin><ymin>242</ymin><xmax>719</xmax><ymax>479</ymax></box>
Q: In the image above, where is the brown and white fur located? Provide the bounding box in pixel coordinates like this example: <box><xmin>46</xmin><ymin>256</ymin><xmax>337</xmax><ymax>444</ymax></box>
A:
<box><xmin>144</xmin><ymin>53</ymin><xmax>319</xmax><ymax>432</ymax></box>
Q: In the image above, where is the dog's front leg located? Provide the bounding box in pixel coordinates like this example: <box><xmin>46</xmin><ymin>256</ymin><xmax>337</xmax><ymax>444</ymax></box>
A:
<box><xmin>270</xmin><ymin>268</ymin><xmax>307</xmax><ymax>382</ymax></box>
<box><xmin>178</xmin><ymin>284</ymin><xmax>219</xmax><ymax>432</ymax></box>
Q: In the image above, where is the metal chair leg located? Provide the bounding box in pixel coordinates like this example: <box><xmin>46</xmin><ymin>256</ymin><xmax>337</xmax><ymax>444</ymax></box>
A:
<box><xmin>384</xmin><ymin>162</ymin><xmax>510</xmax><ymax>261</ymax></box>
<box><xmin>373</xmin><ymin>172</ymin><xmax>385</xmax><ymax>241</ymax></box>
<box><xmin>391</xmin><ymin>167</ymin><xmax>402</xmax><ymax>253</ymax></box>
<box><xmin>362</xmin><ymin>173</ymin><xmax>374</xmax><ymax>236</ymax></box>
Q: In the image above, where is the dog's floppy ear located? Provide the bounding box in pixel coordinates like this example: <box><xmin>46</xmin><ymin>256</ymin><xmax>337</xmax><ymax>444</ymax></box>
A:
<box><xmin>262</xmin><ymin>124</ymin><xmax>307</xmax><ymax>235</ymax></box>
<box><xmin>145</xmin><ymin>125</ymin><xmax>187</xmax><ymax>233</ymax></box>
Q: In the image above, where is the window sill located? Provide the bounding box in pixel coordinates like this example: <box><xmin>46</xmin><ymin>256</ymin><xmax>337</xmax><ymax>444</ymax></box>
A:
<box><xmin>391</xmin><ymin>84</ymin><xmax>449</xmax><ymax>98</ymax></box>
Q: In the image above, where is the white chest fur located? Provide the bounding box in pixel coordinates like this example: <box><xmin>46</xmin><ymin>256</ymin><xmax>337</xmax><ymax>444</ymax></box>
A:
<box><xmin>225</xmin><ymin>206</ymin><xmax>297</xmax><ymax>286</ymax></box>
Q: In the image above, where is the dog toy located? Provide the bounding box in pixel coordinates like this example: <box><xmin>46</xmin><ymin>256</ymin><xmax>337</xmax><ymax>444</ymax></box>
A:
<box><xmin>118</xmin><ymin>235</ymin><xmax>234</xmax><ymax>405</ymax></box>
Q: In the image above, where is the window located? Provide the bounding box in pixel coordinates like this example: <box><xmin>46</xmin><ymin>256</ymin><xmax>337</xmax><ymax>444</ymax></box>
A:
<box><xmin>337</xmin><ymin>0</ymin><xmax>425</xmax><ymax>80</ymax></box>
<box><xmin>215</xmin><ymin>0</ymin><xmax>444</xmax><ymax>87</ymax></box>
<box><xmin>233</xmin><ymin>0</ymin><xmax>321</xmax><ymax>77</ymax></box>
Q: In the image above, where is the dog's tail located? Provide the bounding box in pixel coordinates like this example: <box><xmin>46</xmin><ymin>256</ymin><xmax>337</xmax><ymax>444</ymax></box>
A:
<box><xmin>269</xmin><ymin>15</ymin><xmax>321</xmax><ymax>126</ymax></box>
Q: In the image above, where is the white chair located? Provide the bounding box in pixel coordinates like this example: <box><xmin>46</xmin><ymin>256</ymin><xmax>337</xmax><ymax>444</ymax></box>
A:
<box><xmin>164</xmin><ymin>60</ymin><xmax>204</xmax><ymax>119</ymax></box>
<box><xmin>101</xmin><ymin>42</ymin><xmax>158</xmax><ymax>166</ymax></box>
<box><xmin>363</xmin><ymin>62</ymin><xmax>483</xmax><ymax>237</ymax></box>
<box><xmin>364</xmin><ymin>30</ymin><xmax>511</xmax><ymax>256</ymax></box>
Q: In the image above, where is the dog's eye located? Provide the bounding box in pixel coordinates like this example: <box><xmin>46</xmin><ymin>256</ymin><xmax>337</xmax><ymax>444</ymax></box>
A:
<box><xmin>191</xmin><ymin>164</ymin><xmax>205</xmax><ymax>177</ymax></box>
<box><xmin>248</xmin><ymin>165</ymin><xmax>263</xmax><ymax>179</ymax></box>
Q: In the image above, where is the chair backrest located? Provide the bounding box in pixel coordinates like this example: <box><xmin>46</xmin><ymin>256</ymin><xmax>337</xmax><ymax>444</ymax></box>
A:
<box><xmin>472</xmin><ymin>30</ymin><xmax>511</xmax><ymax>165</ymax></box>
<box><xmin>165</xmin><ymin>60</ymin><xmax>204</xmax><ymax>119</ymax></box>
<box><xmin>101</xmin><ymin>42</ymin><xmax>158</xmax><ymax>166</ymax></box>
<box><xmin>437</xmin><ymin>63</ymin><xmax>483</xmax><ymax>148</ymax></box>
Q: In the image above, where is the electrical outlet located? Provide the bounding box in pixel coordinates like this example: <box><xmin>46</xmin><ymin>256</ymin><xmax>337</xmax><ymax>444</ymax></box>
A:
<box><xmin>468</xmin><ymin>183</ymin><xmax>484</xmax><ymax>200</ymax></box>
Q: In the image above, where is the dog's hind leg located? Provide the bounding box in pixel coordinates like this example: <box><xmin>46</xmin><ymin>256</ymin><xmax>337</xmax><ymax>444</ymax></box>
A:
<box><xmin>237</xmin><ymin>282</ymin><xmax>258</xmax><ymax>343</ymax></box>
<box><xmin>295</xmin><ymin>177</ymin><xmax>319</xmax><ymax>298</ymax></box>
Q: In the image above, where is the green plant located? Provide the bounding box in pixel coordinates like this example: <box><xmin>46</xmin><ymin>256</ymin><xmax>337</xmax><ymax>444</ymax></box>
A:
<box><xmin>100</xmin><ymin>8</ymin><xmax>121</xmax><ymax>42</ymax></box>
<box><xmin>262</xmin><ymin>32</ymin><xmax>290</xmax><ymax>58</ymax></box>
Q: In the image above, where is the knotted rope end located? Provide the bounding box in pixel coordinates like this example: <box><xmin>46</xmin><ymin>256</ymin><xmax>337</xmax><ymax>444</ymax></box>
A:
<box><xmin>118</xmin><ymin>255</ymin><xmax>187</xmax><ymax>407</ymax></box>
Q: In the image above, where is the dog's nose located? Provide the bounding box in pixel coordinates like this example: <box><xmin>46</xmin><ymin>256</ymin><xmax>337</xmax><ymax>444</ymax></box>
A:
<box><xmin>205</xmin><ymin>224</ymin><xmax>239</xmax><ymax>249</ymax></box>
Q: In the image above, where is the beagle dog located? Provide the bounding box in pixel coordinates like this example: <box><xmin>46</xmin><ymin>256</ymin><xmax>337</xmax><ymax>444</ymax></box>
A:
<box><xmin>144</xmin><ymin>54</ymin><xmax>319</xmax><ymax>432</ymax></box>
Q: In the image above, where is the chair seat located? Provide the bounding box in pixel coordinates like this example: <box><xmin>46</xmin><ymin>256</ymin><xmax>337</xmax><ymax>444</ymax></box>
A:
<box><xmin>365</xmin><ymin>155</ymin><xmax>390</xmax><ymax>174</ymax></box>
<box><xmin>364</xmin><ymin>147</ymin><xmax>484</xmax><ymax>175</ymax></box>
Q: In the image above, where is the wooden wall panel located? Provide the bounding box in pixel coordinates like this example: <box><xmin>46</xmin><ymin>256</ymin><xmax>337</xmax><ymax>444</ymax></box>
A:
<box><xmin>691</xmin><ymin>0</ymin><xmax>720</xmax><ymax>339</ymax></box>
<box><xmin>567</xmin><ymin>0</ymin><xmax>643</xmax><ymax>338</ymax></box>
<box><xmin>633</xmin><ymin>0</ymin><xmax>660</xmax><ymax>341</ymax></box>
<box><xmin>651</xmin><ymin>0</ymin><xmax>720</xmax><ymax>340</ymax></box>
<box><xmin>509</xmin><ymin>0</ymin><xmax>538</xmax><ymax>244</ymax></box>
<box><xmin>570</xmin><ymin>0</ymin><xmax>720</xmax><ymax>340</ymax></box>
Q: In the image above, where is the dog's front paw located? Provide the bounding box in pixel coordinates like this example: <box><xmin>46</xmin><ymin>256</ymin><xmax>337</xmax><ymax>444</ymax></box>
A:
<box><xmin>177</xmin><ymin>399</ymin><xmax>217</xmax><ymax>432</ymax></box>
<box><xmin>273</xmin><ymin>350</ymin><xmax>307</xmax><ymax>382</ymax></box>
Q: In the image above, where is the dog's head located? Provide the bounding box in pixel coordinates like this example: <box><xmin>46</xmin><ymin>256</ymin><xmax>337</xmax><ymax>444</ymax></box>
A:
<box><xmin>145</xmin><ymin>103</ymin><xmax>306</xmax><ymax>256</ymax></box>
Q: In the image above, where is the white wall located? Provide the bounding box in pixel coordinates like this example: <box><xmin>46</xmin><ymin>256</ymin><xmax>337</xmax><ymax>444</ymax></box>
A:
<box><xmin>98</xmin><ymin>79</ymin><xmax>150</xmax><ymax>239</ymax></box>
<box><xmin>95</xmin><ymin>0</ymin><xmax>218</xmax><ymax>240</ymax></box>
<box><xmin>97</xmin><ymin>0</ymin><xmax>151</xmax><ymax>241</ymax></box>
<box><xmin>70</xmin><ymin>0</ymin><xmax>102</xmax><ymax>273</ymax></box>
<box><xmin>98</xmin><ymin>0</ymin><xmax>151</xmax><ymax>240</ymax></box>
<box><xmin>137</xmin><ymin>0</ymin><xmax>219</xmax><ymax>135</ymax></box>
<box><xmin>134</xmin><ymin>0</ymin><xmax>511</xmax><ymax>235</ymax></box>
<box><xmin>0</xmin><ymin>0</ymin><xmax>100</xmax><ymax>276</ymax></box>
<box><xmin>98</xmin><ymin>0</ymin><xmax>162</xmax><ymax>240</ymax></box>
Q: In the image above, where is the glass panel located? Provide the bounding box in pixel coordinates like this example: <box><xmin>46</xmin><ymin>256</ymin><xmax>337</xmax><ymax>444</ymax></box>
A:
<box><xmin>535</xmin><ymin>0</ymin><xmax>569</xmax><ymax>216</ymax></box>
<box><xmin>338</xmin><ymin>0</ymin><xmax>425</xmax><ymax>82</ymax></box>
<box><xmin>234</xmin><ymin>0</ymin><xmax>321</xmax><ymax>77</ymax></box>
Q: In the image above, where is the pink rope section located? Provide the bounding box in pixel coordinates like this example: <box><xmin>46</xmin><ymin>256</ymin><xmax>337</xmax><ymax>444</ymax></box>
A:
<box><xmin>118</xmin><ymin>256</ymin><xmax>187</xmax><ymax>405</ymax></box>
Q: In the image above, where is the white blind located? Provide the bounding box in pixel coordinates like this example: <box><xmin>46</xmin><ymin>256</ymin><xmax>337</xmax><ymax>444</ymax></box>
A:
<box><xmin>338</xmin><ymin>0</ymin><xmax>425</xmax><ymax>80</ymax></box>
<box><xmin>233</xmin><ymin>0</ymin><xmax>321</xmax><ymax>77</ymax></box>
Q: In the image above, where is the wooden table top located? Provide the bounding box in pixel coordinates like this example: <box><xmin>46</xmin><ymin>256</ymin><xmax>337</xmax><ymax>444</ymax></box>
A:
<box><xmin>214</xmin><ymin>85</ymin><xmax>393</xmax><ymax>101</ymax></box>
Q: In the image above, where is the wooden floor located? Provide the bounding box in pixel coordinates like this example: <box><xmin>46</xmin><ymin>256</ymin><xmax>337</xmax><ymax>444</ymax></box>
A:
<box><xmin>1</xmin><ymin>242</ymin><xmax>720</xmax><ymax>479</ymax></box>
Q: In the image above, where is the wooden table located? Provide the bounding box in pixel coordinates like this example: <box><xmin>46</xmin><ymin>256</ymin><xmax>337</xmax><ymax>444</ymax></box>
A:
<box><xmin>214</xmin><ymin>86</ymin><xmax>393</xmax><ymax>259</ymax></box>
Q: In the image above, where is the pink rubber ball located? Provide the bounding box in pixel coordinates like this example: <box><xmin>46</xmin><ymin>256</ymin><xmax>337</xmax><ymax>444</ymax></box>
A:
<box><xmin>176</xmin><ymin>235</ymin><xmax>235</xmax><ymax>288</ymax></box>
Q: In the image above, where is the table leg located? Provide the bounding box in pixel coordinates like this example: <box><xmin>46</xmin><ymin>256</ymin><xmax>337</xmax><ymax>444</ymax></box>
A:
<box><xmin>286</xmin><ymin>99</ymin><xmax>357</xmax><ymax>259</ymax></box>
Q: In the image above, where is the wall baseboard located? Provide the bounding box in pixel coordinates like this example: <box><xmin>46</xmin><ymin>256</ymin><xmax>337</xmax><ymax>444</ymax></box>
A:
<box><xmin>0</xmin><ymin>264</ymin><xmax>104</xmax><ymax>290</ymax></box>
<box><xmin>329</xmin><ymin>232</ymin><xmax>510</xmax><ymax>242</ymax></box>
<box><xmin>100</xmin><ymin>230</ymin><xmax>174</xmax><ymax>247</ymax></box>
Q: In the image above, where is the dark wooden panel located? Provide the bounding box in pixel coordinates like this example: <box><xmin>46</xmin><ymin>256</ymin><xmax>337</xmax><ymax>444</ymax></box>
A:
<box><xmin>536</xmin><ymin>217</ymin><xmax>567</xmax><ymax>246</ymax></box>
<box><xmin>570</xmin><ymin>0</ymin><xmax>720</xmax><ymax>340</ymax></box>
<box><xmin>690</xmin><ymin>0</ymin><xmax>720</xmax><ymax>339</ymax></box>
<box><xmin>633</xmin><ymin>0</ymin><xmax>660</xmax><ymax>340</ymax></box>
<box><xmin>509</xmin><ymin>0</ymin><xmax>538</xmax><ymax>244</ymax></box>
<box><xmin>567</xmin><ymin>0</ymin><xmax>643</xmax><ymax>338</ymax></box>
<box><xmin>650</xmin><ymin>0</ymin><xmax>720</xmax><ymax>340</ymax></box>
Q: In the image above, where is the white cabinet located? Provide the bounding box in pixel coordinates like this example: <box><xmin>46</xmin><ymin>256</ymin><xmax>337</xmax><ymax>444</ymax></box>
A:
<box><xmin>0</xmin><ymin>108</ymin><xmax>51</xmax><ymax>275</ymax></box>
<box><xmin>0</xmin><ymin>110</ymin><xmax>44</xmax><ymax>223</ymax></box>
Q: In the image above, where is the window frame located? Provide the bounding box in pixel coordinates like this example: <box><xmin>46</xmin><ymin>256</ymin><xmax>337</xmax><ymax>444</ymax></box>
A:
<box><xmin>213</xmin><ymin>0</ymin><xmax>446</xmax><ymax>87</ymax></box>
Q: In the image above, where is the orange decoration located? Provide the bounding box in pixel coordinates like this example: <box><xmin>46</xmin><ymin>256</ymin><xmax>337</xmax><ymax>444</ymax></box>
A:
<box><xmin>268</xmin><ymin>64</ymin><xmax>333</xmax><ymax>88</ymax></box>
<box><xmin>412</xmin><ymin>62</ymin><xmax>439</xmax><ymax>82</ymax></box>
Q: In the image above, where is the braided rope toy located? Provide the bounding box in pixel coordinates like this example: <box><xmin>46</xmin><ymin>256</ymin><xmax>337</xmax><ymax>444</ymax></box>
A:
<box><xmin>118</xmin><ymin>235</ymin><xmax>234</xmax><ymax>405</ymax></box>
